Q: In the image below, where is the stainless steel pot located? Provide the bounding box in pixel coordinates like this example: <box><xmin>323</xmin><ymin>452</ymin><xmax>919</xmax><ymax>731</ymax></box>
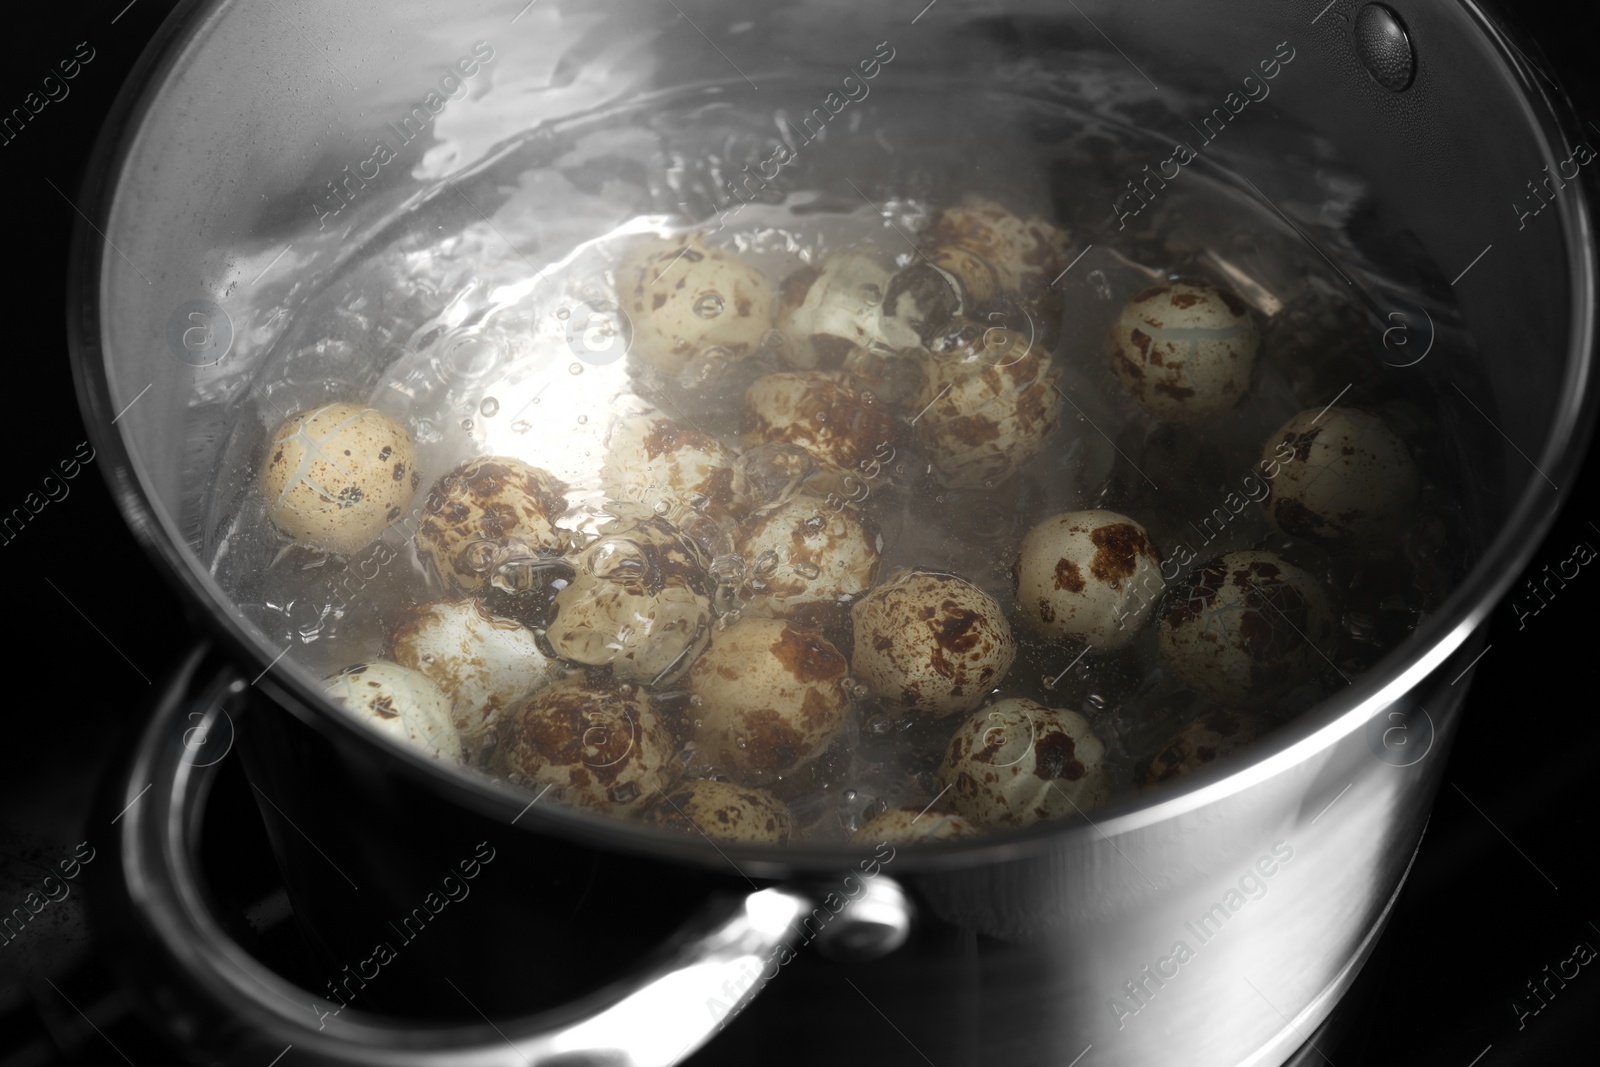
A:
<box><xmin>72</xmin><ymin>1</ymin><xmax>1596</xmax><ymax>1065</ymax></box>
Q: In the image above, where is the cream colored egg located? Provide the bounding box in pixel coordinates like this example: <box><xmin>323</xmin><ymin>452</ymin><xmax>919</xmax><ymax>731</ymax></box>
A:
<box><xmin>733</xmin><ymin>495</ymin><xmax>882</xmax><ymax>620</ymax></box>
<box><xmin>1159</xmin><ymin>551</ymin><xmax>1337</xmax><ymax>705</ymax></box>
<box><xmin>939</xmin><ymin>698</ymin><xmax>1111</xmax><ymax>828</ymax></box>
<box><xmin>547</xmin><ymin>514</ymin><xmax>714</xmax><ymax>685</ymax></box>
<box><xmin>1015</xmin><ymin>510</ymin><xmax>1164</xmax><ymax>650</ymax></box>
<box><xmin>1108</xmin><ymin>281</ymin><xmax>1260</xmax><ymax>421</ymax></box>
<box><xmin>414</xmin><ymin>457</ymin><xmax>568</xmax><ymax>595</ymax></box>
<box><xmin>853</xmin><ymin>806</ymin><xmax>978</xmax><ymax>845</ymax></box>
<box><xmin>1142</xmin><ymin>711</ymin><xmax>1272</xmax><ymax>790</ymax></box>
<box><xmin>926</xmin><ymin>195</ymin><xmax>1071</xmax><ymax>302</ymax></box>
<box><xmin>688</xmin><ymin>616</ymin><xmax>850</xmax><ymax>783</ymax></box>
<box><xmin>741</xmin><ymin>371</ymin><xmax>900</xmax><ymax>474</ymax></box>
<box><xmin>911</xmin><ymin>325</ymin><xmax>1063</xmax><ymax>488</ymax></box>
<box><xmin>601</xmin><ymin>414</ymin><xmax>746</xmax><ymax>524</ymax></box>
<box><xmin>617</xmin><ymin>233</ymin><xmax>774</xmax><ymax>377</ymax></box>
<box><xmin>388</xmin><ymin>599</ymin><xmax>560</xmax><ymax>741</ymax></box>
<box><xmin>776</xmin><ymin>251</ymin><xmax>893</xmax><ymax>370</ymax></box>
<box><xmin>851</xmin><ymin>569</ymin><xmax>1015</xmax><ymax>719</ymax></box>
<box><xmin>491</xmin><ymin>674</ymin><xmax>677</xmax><ymax>811</ymax></box>
<box><xmin>321</xmin><ymin>661</ymin><xmax>463</xmax><ymax>764</ymax></box>
<box><xmin>1260</xmin><ymin>407</ymin><xmax>1421</xmax><ymax>548</ymax></box>
<box><xmin>259</xmin><ymin>403</ymin><xmax>418</xmax><ymax>555</ymax></box>
<box><xmin>640</xmin><ymin>779</ymin><xmax>793</xmax><ymax>845</ymax></box>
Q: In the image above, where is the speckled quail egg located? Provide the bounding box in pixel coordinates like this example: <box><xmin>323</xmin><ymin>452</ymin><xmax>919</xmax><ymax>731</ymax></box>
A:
<box><xmin>548</xmin><ymin>514</ymin><xmax>714</xmax><ymax>685</ymax></box>
<box><xmin>733</xmin><ymin>495</ymin><xmax>883</xmax><ymax>620</ymax></box>
<box><xmin>688</xmin><ymin>616</ymin><xmax>850</xmax><ymax>783</ymax></box>
<box><xmin>741</xmin><ymin>371</ymin><xmax>900</xmax><ymax>473</ymax></box>
<box><xmin>1260</xmin><ymin>407</ymin><xmax>1421</xmax><ymax>548</ymax></box>
<box><xmin>851</xmin><ymin>569</ymin><xmax>1015</xmax><ymax>719</ymax></box>
<box><xmin>639</xmin><ymin>779</ymin><xmax>793</xmax><ymax>845</ymax></box>
<box><xmin>926</xmin><ymin>195</ymin><xmax>1071</xmax><ymax>303</ymax></box>
<box><xmin>321</xmin><ymin>661</ymin><xmax>463</xmax><ymax>764</ymax></box>
<box><xmin>388</xmin><ymin>599</ymin><xmax>561</xmax><ymax>742</ymax></box>
<box><xmin>939</xmin><ymin>698</ymin><xmax>1112</xmax><ymax>828</ymax></box>
<box><xmin>1159</xmin><ymin>551</ymin><xmax>1338</xmax><ymax>705</ymax></box>
<box><xmin>910</xmin><ymin>325</ymin><xmax>1064</xmax><ymax>488</ymax></box>
<box><xmin>617</xmin><ymin>232</ymin><xmax>774</xmax><ymax>378</ymax></box>
<box><xmin>414</xmin><ymin>457</ymin><xmax>568</xmax><ymax>595</ymax></box>
<box><xmin>1141</xmin><ymin>711</ymin><xmax>1272</xmax><ymax>790</ymax></box>
<box><xmin>776</xmin><ymin>250</ymin><xmax>893</xmax><ymax>370</ymax></box>
<box><xmin>880</xmin><ymin>259</ymin><xmax>968</xmax><ymax>351</ymax></box>
<box><xmin>260</xmin><ymin>403</ymin><xmax>419</xmax><ymax>555</ymax></box>
<box><xmin>1015</xmin><ymin>510</ymin><xmax>1164</xmax><ymax>651</ymax></box>
<box><xmin>853</xmin><ymin>806</ymin><xmax>978</xmax><ymax>845</ymax></box>
<box><xmin>601</xmin><ymin>414</ymin><xmax>746</xmax><ymax>523</ymax></box>
<box><xmin>491</xmin><ymin>674</ymin><xmax>678</xmax><ymax>811</ymax></box>
<box><xmin>1108</xmin><ymin>281</ymin><xmax>1260</xmax><ymax>421</ymax></box>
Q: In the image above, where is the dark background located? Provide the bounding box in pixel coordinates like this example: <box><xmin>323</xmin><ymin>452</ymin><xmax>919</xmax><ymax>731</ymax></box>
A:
<box><xmin>1</xmin><ymin>1</ymin><xmax>1596</xmax><ymax>1064</ymax></box>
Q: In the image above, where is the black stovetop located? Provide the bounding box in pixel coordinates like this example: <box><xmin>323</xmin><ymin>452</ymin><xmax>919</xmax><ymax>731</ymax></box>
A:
<box><xmin>3</xmin><ymin>2</ymin><xmax>1597</xmax><ymax>1064</ymax></box>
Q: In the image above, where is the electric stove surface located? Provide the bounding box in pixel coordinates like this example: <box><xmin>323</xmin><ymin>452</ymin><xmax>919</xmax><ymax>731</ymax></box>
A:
<box><xmin>3</xmin><ymin>2</ymin><xmax>1597</xmax><ymax>1065</ymax></box>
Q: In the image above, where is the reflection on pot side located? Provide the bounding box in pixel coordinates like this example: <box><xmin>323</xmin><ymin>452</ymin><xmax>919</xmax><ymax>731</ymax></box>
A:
<box><xmin>1109</xmin><ymin>840</ymin><xmax>1294</xmax><ymax>1029</ymax></box>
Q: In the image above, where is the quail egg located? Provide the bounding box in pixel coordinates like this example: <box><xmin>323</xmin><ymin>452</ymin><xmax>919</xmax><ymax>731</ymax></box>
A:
<box><xmin>688</xmin><ymin>616</ymin><xmax>850</xmax><ymax>782</ymax></box>
<box><xmin>741</xmin><ymin>371</ymin><xmax>900</xmax><ymax>473</ymax></box>
<box><xmin>639</xmin><ymin>779</ymin><xmax>793</xmax><ymax>845</ymax></box>
<box><xmin>1159</xmin><ymin>551</ymin><xmax>1338</xmax><ymax>705</ymax></box>
<box><xmin>910</xmin><ymin>325</ymin><xmax>1063</xmax><ymax>488</ymax></box>
<box><xmin>601</xmin><ymin>414</ymin><xmax>746</xmax><ymax>524</ymax></box>
<box><xmin>1015</xmin><ymin>510</ymin><xmax>1164</xmax><ymax>650</ymax></box>
<box><xmin>260</xmin><ymin>403</ymin><xmax>419</xmax><ymax>555</ymax></box>
<box><xmin>414</xmin><ymin>457</ymin><xmax>568</xmax><ymax>595</ymax></box>
<box><xmin>547</xmin><ymin>514</ymin><xmax>714</xmax><ymax>685</ymax></box>
<box><xmin>321</xmin><ymin>661</ymin><xmax>463</xmax><ymax>764</ymax></box>
<box><xmin>491</xmin><ymin>674</ymin><xmax>678</xmax><ymax>811</ymax></box>
<box><xmin>939</xmin><ymin>698</ymin><xmax>1112</xmax><ymax>828</ymax></box>
<box><xmin>926</xmin><ymin>195</ymin><xmax>1071</xmax><ymax>304</ymax></box>
<box><xmin>1260</xmin><ymin>407</ymin><xmax>1421</xmax><ymax>548</ymax></box>
<box><xmin>617</xmin><ymin>232</ymin><xmax>774</xmax><ymax>378</ymax></box>
<box><xmin>851</xmin><ymin>569</ymin><xmax>1015</xmax><ymax>718</ymax></box>
<box><xmin>776</xmin><ymin>250</ymin><xmax>893</xmax><ymax>370</ymax></box>
<box><xmin>733</xmin><ymin>495</ymin><xmax>883</xmax><ymax>620</ymax></box>
<box><xmin>1141</xmin><ymin>711</ymin><xmax>1272</xmax><ymax>790</ymax></box>
<box><xmin>388</xmin><ymin>599</ymin><xmax>560</xmax><ymax>742</ymax></box>
<box><xmin>853</xmin><ymin>805</ymin><xmax>978</xmax><ymax>845</ymax></box>
<box><xmin>1108</xmin><ymin>281</ymin><xmax>1260</xmax><ymax>421</ymax></box>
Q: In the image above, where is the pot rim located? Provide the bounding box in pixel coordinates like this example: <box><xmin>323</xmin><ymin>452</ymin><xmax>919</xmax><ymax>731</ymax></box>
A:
<box><xmin>68</xmin><ymin>0</ymin><xmax>1600</xmax><ymax>877</ymax></box>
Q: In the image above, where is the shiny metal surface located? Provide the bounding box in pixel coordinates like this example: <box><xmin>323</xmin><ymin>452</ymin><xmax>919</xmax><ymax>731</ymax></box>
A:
<box><xmin>108</xmin><ymin>646</ymin><xmax>818</xmax><ymax>1067</ymax></box>
<box><xmin>71</xmin><ymin>1</ymin><xmax>1598</xmax><ymax>1064</ymax></box>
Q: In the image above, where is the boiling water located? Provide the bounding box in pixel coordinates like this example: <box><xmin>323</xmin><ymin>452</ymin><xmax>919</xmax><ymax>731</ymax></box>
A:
<box><xmin>206</xmin><ymin>79</ymin><xmax>1474</xmax><ymax>844</ymax></box>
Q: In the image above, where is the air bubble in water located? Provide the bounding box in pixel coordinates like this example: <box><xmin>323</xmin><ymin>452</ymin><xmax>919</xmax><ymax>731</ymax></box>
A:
<box><xmin>569</xmin><ymin>363</ymin><xmax>584</xmax><ymax>375</ymax></box>
<box><xmin>461</xmin><ymin>419</ymin><xmax>474</xmax><ymax>430</ymax></box>
<box><xmin>793</xmin><ymin>561</ymin><xmax>821</xmax><ymax>579</ymax></box>
<box><xmin>512</xmin><ymin>420</ymin><xmax>532</xmax><ymax>434</ymax></box>
<box><xmin>577</xmin><ymin>415</ymin><xmax>588</xmax><ymax>424</ymax></box>
<box><xmin>479</xmin><ymin>397</ymin><xmax>500</xmax><ymax>417</ymax></box>
<box><xmin>694</xmin><ymin>293</ymin><xmax>725</xmax><ymax>318</ymax></box>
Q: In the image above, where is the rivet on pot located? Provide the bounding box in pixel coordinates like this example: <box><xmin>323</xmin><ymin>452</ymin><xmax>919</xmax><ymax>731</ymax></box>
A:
<box><xmin>811</xmin><ymin>875</ymin><xmax>914</xmax><ymax>962</ymax></box>
<box><xmin>1355</xmin><ymin>3</ymin><xmax>1416</xmax><ymax>92</ymax></box>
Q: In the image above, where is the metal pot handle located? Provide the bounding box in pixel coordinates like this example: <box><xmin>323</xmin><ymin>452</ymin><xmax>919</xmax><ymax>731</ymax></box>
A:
<box><xmin>100</xmin><ymin>644</ymin><xmax>813</xmax><ymax>1066</ymax></box>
